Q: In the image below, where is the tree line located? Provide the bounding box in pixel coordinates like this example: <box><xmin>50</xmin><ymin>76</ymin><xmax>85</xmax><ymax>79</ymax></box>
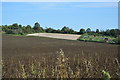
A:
<box><xmin>1</xmin><ymin>22</ymin><xmax>120</xmax><ymax>37</ymax></box>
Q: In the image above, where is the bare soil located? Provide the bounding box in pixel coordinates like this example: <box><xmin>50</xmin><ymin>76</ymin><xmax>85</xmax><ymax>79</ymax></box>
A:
<box><xmin>27</xmin><ymin>33</ymin><xmax>80</xmax><ymax>40</ymax></box>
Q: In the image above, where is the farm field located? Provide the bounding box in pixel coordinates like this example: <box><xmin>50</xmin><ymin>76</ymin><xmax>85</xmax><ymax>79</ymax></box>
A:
<box><xmin>2</xmin><ymin>34</ymin><xmax>120</xmax><ymax>78</ymax></box>
<box><xmin>27</xmin><ymin>33</ymin><xmax>80</xmax><ymax>40</ymax></box>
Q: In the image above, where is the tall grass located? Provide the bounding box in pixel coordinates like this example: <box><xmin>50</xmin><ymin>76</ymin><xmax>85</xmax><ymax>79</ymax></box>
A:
<box><xmin>2</xmin><ymin>49</ymin><xmax>120</xmax><ymax>78</ymax></box>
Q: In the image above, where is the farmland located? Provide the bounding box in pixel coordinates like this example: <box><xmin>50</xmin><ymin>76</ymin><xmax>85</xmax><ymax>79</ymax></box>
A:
<box><xmin>27</xmin><ymin>33</ymin><xmax>80</xmax><ymax>40</ymax></box>
<box><xmin>2</xmin><ymin>34</ymin><xmax>120</xmax><ymax>78</ymax></box>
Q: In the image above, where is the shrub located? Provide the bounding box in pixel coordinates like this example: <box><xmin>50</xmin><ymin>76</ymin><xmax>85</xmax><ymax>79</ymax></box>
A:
<box><xmin>113</xmin><ymin>36</ymin><xmax>120</xmax><ymax>44</ymax></box>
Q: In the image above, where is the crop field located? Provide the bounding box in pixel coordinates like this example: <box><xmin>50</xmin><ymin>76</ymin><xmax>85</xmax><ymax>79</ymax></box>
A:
<box><xmin>2</xmin><ymin>34</ymin><xmax>120</xmax><ymax>78</ymax></box>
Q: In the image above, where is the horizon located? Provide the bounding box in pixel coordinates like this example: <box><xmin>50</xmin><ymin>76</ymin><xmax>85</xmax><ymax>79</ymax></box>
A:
<box><xmin>1</xmin><ymin>22</ymin><xmax>119</xmax><ymax>32</ymax></box>
<box><xmin>2</xmin><ymin>2</ymin><xmax>118</xmax><ymax>31</ymax></box>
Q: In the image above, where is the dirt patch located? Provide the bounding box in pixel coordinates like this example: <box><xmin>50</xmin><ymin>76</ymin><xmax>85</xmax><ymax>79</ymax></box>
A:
<box><xmin>27</xmin><ymin>33</ymin><xmax>80</xmax><ymax>40</ymax></box>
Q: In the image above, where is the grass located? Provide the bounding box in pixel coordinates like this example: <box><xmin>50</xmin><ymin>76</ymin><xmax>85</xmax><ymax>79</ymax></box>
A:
<box><xmin>4</xmin><ymin>33</ymin><xmax>27</xmax><ymax>36</ymax></box>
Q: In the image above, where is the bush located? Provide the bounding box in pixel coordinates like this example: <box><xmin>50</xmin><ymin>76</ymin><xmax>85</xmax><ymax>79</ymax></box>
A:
<box><xmin>78</xmin><ymin>33</ymin><xmax>116</xmax><ymax>44</ymax></box>
<box><xmin>113</xmin><ymin>36</ymin><xmax>120</xmax><ymax>44</ymax></box>
<box><xmin>6</xmin><ymin>29</ymin><xmax>14</xmax><ymax>34</ymax></box>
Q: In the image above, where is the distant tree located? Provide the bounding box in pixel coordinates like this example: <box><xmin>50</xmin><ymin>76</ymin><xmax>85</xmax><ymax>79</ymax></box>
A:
<box><xmin>26</xmin><ymin>25</ymin><xmax>32</xmax><ymax>29</ymax></box>
<box><xmin>6</xmin><ymin>29</ymin><xmax>14</xmax><ymax>34</ymax></box>
<box><xmin>18</xmin><ymin>24</ymin><xmax>22</xmax><ymax>29</ymax></box>
<box><xmin>69</xmin><ymin>29</ymin><xmax>76</xmax><ymax>34</ymax></box>
<box><xmin>79</xmin><ymin>28</ymin><xmax>85</xmax><ymax>34</ymax></box>
<box><xmin>109</xmin><ymin>29</ymin><xmax>119</xmax><ymax>37</ymax></box>
<box><xmin>33</xmin><ymin>22</ymin><xmax>45</xmax><ymax>33</ymax></box>
<box><xmin>96</xmin><ymin>29</ymin><xmax>99</xmax><ymax>33</ymax></box>
<box><xmin>45</xmin><ymin>27</ymin><xmax>56</xmax><ymax>33</ymax></box>
<box><xmin>6</xmin><ymin>23</ymin><xmax>22</xmax><ymax>34</ymax></box>
<box><xmin>12</xmin><ymin>23</ymin><xmax>19</xmax><ymax>30</ymax></box>
<box><xmin>22</xmin><ymin>26</ymin><xmax>26</xmax><ymax>33</ymax></box>
<box><xmin>86</xmin><ymin>28</ymin><xmax>91</xmax><ymax>33</ymax></box>
<box><xmin>61</xmin><ymin>26</ymin><xmax>75</xmax><ymax>34</ymax></box>
<box><xmin>2</xmin><ymin>25</ymin><xmax>8</xmax><ymax>32</ymax></box>
<box><xmin>61</xmin><ymin>26</ymin><xmax>69</xmax><ymax>33</ymax></box>
<box><xmin>101</xmin><ymin>29</ymin><xmax>120</xmax><ymax>37</ymax></box>
<box><xmin>56</xmin><ymin>29</ymin><xmax>61</xmax><ymax>33</ymax></box>
<box><xmin>25</xmin><ymin>25</ymin><xmax>33</xmax><ymax>33</ymax></box>
<box><xmin>51</xmin><ymin>29</ymin><xmax>57</xmax><ymax>33</ymax></box>
<box><xmin>104</xmin><ymin>29</ymin><xmax>110</xmax><ymax>36</ymax></box>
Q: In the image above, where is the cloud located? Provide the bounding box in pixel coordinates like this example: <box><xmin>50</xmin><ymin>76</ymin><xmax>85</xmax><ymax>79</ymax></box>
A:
<box><xmin>1</xmin><ymin>0</ymin><xmax>120</xmax><ymax>2</ymax></box>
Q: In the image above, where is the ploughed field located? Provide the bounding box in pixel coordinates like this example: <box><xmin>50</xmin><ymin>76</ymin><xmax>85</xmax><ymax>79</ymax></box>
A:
<box><xmin>27</xmin><ymin>33</ymin><xmax>80</xmax><ymax>40</ymax></box>
<box><xmin>2</xmin><ymin>34</ymin><xmax>120</xmax><ymax>78</ymax></box>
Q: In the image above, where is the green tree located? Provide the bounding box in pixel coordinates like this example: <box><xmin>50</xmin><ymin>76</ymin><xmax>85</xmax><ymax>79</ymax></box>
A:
<box><xmin>69</xmin><ymin>29</ymin><xmax>76</xmax><ymax>34</ymax></box>
<box><xmin>2</xmin><ymin>25</ymin><xmax>8</xmax><ymax>32</ymax></box>
<box><xmin>12</xmin><ymin>23</ymin><xmax>19</xmax><ymax>30</ymax></box>
<box><xmin>26</xmin><ymin>25</ymin><xmax>33</xmax><ymax>33</ymax></box>
<box><xmin>56</xmin><ymin>29</ymin><xmax>61</xmax><ymax>33</ymax></box>
<box><xmin>33</xmin><ymin>22</ymin><xmax>45</xmax><ymax>33</ymax></box>
<box><xmin>79</xmin><ymin>28</ymin><xmax>85</xmax><ymax>34</ymax></box>
<box><xmin>109</xmin><ymin>29</ymin><xmax>119</xmax><ymax>37</ymax></box>
<box><xmin>61</xmin><ymin>26</ymin><xmax>69</xmax><ymax>33</ymax></box>
<box><xmin>96</xmin><ymin>29</ymin><xmax>99</xmax><ymax>33</ymax></box>
<box><xmin>18</xmin><ymin>24</ymin><xmax>23</xmax><ymax>29</ymax></box>
<box><xmin>86</xmin><ymin>28</ymin><xmax>91</xmax><ymax>33</ymax></box>
<box><xmin>45</xmin><ymin>27</ymin><xmax>56</xmax><ymax>33</ymax></box>
<box><xmin>6</xmin><ymin>29</ymin><xmax>14</xmax><ymax>34</ymax></box>
<box><xmin>61</xmin><ymin>26</ymin><xmax>75</xmax><ymax>34</ymax></box>
<box><xmin>7</xmin><ymin>23</ymin><xmax>23</xmax><ymax>34</ymax></box>
<box><xmin>104</xmin><ymin>29</ymin><xmax>110</xmax><ymax>36</ymax></box>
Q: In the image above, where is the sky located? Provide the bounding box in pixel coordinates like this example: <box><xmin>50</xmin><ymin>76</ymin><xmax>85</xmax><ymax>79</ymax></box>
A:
<box><xmin>2</xmin><ymin>2</ymin><xmax>118</xmax><ymax>31</ymax></box>
<box><xmin>1</xmin><ymin>0</ymin><xmax>119</xmax><ymax>2</ymax></box>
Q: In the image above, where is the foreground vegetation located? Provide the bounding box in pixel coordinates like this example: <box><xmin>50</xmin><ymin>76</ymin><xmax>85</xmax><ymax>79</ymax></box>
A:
<box><xmin>2</xmin><ymin>34</ymin><xmax>120</xmax><ymax>78</ymax></box>
<box><xmin>2</xmin><ymin>49</ymin><xmax>119</xmax><ymax>79</ymax></box>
